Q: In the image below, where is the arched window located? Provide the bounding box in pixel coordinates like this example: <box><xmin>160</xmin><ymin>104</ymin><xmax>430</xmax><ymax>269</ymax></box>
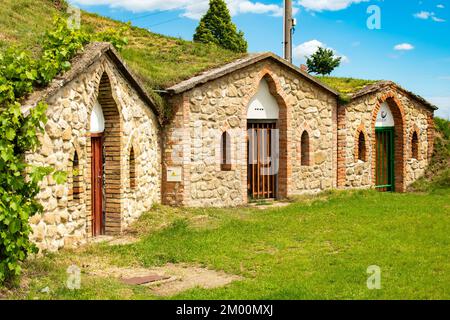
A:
<box><xmin>129</xmin><ymin>147</ymin><xmax>136</xmax><ymax>189</ymax></box>
<box><xmin>411</xmin><ymin>131</ymin><xmax>419</xmax><ymax>159</ymax></box>
<box><xmin>300</xmin><ymin>131</ymin><xmax>310</xmax><ymax>166</ymax></box>
<box><xmin>72</xmin><ymin>151</ymin><xmax>81</xmax><ymax>202</ymax></box>
<box><xmin>357</xmin><ymin>131</ymin><xmax>367</xmax><ymax>162</ymax></box>
<box><xmin>221</xmin><ymin>131</ymin><xmax>231</xmax><ymax>171</ymax></box>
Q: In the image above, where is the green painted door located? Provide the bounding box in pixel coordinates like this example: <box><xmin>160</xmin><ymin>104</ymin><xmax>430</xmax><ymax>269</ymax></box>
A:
<box><xmin>375</xmin><ymin>127</ymin><xmax>395</xmax><ymax>192</ymax></box>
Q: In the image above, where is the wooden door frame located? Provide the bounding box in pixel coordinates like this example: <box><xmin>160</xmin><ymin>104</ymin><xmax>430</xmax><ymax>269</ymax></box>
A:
<box><xmin>375</xmin><ymin>127</ymin><xmax>395</xmax><ymax>192</ymax></box>
<box><xmin>91</xmin><ymin>132</ymin><xmax>104</xmax><ymax>236</ymax></box>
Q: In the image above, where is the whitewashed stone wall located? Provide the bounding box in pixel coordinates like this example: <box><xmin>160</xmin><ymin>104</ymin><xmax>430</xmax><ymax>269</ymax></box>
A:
<box><xmin>340</xmin><ymin>86</ymin><xmax>431</xmax><ymax>190</ymax></box>
<box><xmin>164</xmin><ymin>60</ymin><xmax>337</xmax><ymax>207</ymax></box>
<box><xmin>26</xmin><ymin>56</ymin><xmax>161</xmax><ymax>252</ymax></box>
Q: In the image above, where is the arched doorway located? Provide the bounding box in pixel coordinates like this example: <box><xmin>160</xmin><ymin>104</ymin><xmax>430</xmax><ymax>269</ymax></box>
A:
<box><xmin>247</xmin><ymin>78</ymin><xmax>280</xmax><ymax>199</ymax></box>
<box><xmin>90</xmin><ymin>100</ymin><xmax>105</xmax><ymax>236</ymax></box>
<box><xmin>374</xmin><ymin>100</ymin><xmax>404</xmax><ymax>192</ymax></box>
<box><xmin>90</xmin><ymin>72</ymin><xmax>122</xmax><ymax>236</ymax></box>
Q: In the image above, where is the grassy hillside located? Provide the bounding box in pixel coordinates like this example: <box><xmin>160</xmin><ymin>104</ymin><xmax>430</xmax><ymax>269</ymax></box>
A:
<box><xmin>0</xmin><ymin>0</ymin><xmax>242</xmax><ymax>93</ymax></box>
<box><xmin>317</xmin><ymin>76</ymin><xmax>379</xmax><ymax>95</ymax></box>
<box><xmin>410</xmin><ymin>117</ymin><xmax>450</xmax><ymax>191</ymax></box>
<box><xmin>2</xmin><ymin>1</ymin><xmax>384</xmax><ymax>100</ymax></box>
<box><xmin>0</xmin><ymin>0</ymin><xmax>62</xmax><ymax>54</ymax></box>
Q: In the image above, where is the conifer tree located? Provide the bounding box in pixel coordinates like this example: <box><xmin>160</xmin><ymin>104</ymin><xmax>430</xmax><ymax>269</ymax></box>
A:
<box><xmin>193</xmin><ymin>0</ymin><xmax>248</xmax><ymax>53</ymax></box>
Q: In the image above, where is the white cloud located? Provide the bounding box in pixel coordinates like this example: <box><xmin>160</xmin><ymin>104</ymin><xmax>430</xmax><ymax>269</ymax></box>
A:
<box><xmin>70</xmin><ymin>0</ymin><xmax>287</xmax><ymax>20</ymax></box>
<box><xmin>437</xmin><ymin>4</ymin><xmax>445</xmax><ymax>9</ymax></box>
<box><xmin>414</xmin><ymin>11</ymin><xmax>433</xmax><ymax>19</ymax></box>
<box><xmin>238</xmin><ymin>1</ymin><xmax>283</xmax><ymax>16</ymax></box>
<box><xmin>293</xmin><ymin>39</ymin><xmax>349</xmax><ymax>63</ymax></box>
<box><xmin>297</xmin><ymin>0</ymin><xmax>368</xmax><ymax>11</ymax></box>
<box><xmin>432</xmin><ymin>16</ymin><xmax>446</xmax><ymax>23</ymax></box>
<box><xmin>438</xmin><ymin>76</ymin><xmax>450</xmax><ymax>80</ymax></box>
<box><xmin>394</xmin><ymin>43</ymin><xmax>414</xmax><ymax>51</ymax></box>
<box><xmin>413</xmin><ymin>11</ymin><xmax>445</xmax><ymax>22</ymax></box>
<box><xmin>427</xmin><ymin>97</ymin><xmax>450</xmax><ymax>119</ymax></box>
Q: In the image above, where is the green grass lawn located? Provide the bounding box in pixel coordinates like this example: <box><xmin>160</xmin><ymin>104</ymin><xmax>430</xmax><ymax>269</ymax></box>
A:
<box><xmin>3</xmin><ymin>189</ymin><xmax>449</xmax><ymax>300</ymax></box>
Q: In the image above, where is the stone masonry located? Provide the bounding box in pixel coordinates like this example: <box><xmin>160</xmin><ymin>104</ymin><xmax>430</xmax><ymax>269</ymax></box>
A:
<box><xmin>162</xmin><ymin>56</ymin><xmax>338</xmax><ymax>207</ymax></box>
<box><xmin>22</xmin><ymin>46</ymin><xmax>435</xmax><ymax>251</ymax></box>
<box><xmin>337</xmin><ymin>83</ymin><xmax>434</xmax><ymax>191</ymax></box>
<box><xmin>24</xmin><ymin>45</ymin><xmax>161</xmax><ymax>252</ymax></box>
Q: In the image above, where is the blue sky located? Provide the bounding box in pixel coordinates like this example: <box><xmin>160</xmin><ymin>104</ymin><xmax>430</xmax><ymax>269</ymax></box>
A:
<box><xmin>69</xmin><ymin>0</ymin><xmax>450</xmax><ymax>118</ymax></box>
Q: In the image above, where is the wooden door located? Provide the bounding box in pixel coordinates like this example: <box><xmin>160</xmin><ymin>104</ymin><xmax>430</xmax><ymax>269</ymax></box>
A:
<box><xmin>247</xmin><ymin>122</ymin><xmax>277</xmax><ymax>199</ymax></box>
<box><xmin>91</xmin><ymin>134</ymin><xmax>104</xmax><ymax>236</ymax></box>
<box><xmin>375</xmin><ymin>127</ymin><xmax>395</xmax><ymax>192</ymax></box>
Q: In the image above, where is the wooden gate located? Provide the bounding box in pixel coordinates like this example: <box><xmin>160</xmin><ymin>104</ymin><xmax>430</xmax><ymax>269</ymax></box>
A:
<box><xmin>247</xmin><ymin>122</ymin><xmax>277</xmax><ymax>199</ymax></box>
<box><xmin>375</xmin><ymin>127</ymin><xmax>395</xmax><ymax>192</ymax></box>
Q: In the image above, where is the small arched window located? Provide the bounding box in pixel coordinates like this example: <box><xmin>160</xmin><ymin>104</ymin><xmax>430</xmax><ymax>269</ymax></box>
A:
<box><xmin>221</xmin><ymin>131</ymin><xmax>231</xmax><ymax>171</ymax></box>
<box><xmin>357</xmin><ymin>131</ymin><xmax>367</xmax><ymax>162</ymax></box>
<box><xmin>129</xmin><ymin>147</ymin><xmax>136</xmax><ymax>189</ymax></box>
<box><xmin>300</xmin><ymin>131</ymin><xmax>310</xmax><ymax>166</ymax></box>
<box><xmin>411</xmin><ymin>131</ymin><xmax>419</xmax><ymax>159</ymax></box>
<box><xmin>72</xmin><ymin>151</ymin><xmax>81</xmax><ymax>202</ymax></box>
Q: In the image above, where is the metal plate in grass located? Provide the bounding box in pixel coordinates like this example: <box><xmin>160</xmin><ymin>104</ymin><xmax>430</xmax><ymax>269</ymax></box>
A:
<box><xmin>122</xmin><ymin>275</ymin><xmax>170</xmax><ymax>285</ymax></box>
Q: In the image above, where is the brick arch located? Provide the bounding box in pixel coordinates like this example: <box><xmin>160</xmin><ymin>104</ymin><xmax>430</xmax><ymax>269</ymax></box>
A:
<box><xmin>124</xmin><ymin>131</ymin><xmax>141</xmax><ymax>191</ymax></box>
<box><xmin>67</xmin><ymin>141</ymin><xmax>85</xmax><ymax>207</ymax></box>
<box><xmin>86</xmin><ymin>65</ymin><xmax>124</xmax><ymax>124</ymax></box>
<box><xmin>296</xmin><ymin>124</ymin><xmax>313</xmax><ymax>166</ymax></box>
<box><xmin>410</xmin><ymin>124</ymin><xmax>420</xmax><ymax>160</ymax></box>
<box><xmin>354</xmin><ymin>124</ymin><xmax>369</xmax><ymax>162</ymax></box>
<box><xmin>217</xmin><ymin>122</ymin><xmax>236</xmax><ymax>171</ymax></box>
<box><xmin>372</xmin><ymin>91</ymin><xmax>406</xmax><ymax>192</ymax></box>
<box><xmin>300</xmin><ymin>130</ymin><xmax>312</xmax><ymax>166</ymax></box>
<box><xmin>243</xmin><ymin>68</ymin><xmax>290</xmax><ymax>199</ymax></box>
<box><xmin>86</xmin><ymin>70</ymin><xmax>124</xmax><ymax>235</ymax></box>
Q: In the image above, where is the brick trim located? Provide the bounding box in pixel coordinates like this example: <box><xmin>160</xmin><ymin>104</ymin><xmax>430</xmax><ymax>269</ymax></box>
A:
<box><xmin>354</xmin><ymin>124</ymin><xmax>369</xmax><ymax>162</ymax></box>
<box><xmin>372</xmin><ymin>90</ymin><xmax>406</xmax><ymax>192</ymax></box>
<box><xmin>67</xmin><ymin>141</ymin><xmax>85</xmax><ymax>211</ymax></box>
<box><xmin>409</xmin><ymin>124</ymin><xmax>420</xmax><ymax>160</ymax></box>
<box><xmin>242</xmin><ymin>68</ymin><xmax>290</xmax><ymax>199</ymax></box>
<box><xmin>426</xmin><ymin>112</ymin><xmax>435</xmax><ymax>162</ymax></box>
<box><xmin>85</xmin><ymin>70</ymin><xmax>124</xmax><ymax>236</ymax></box>
<box><xmin>336</xmin><ymin>105</ymin><xmax>347</xmax><ymax>188</ymax></box>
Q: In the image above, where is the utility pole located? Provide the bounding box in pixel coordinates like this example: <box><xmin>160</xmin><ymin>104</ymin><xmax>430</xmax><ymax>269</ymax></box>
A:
<box><xmin>283</xmin><ymin>0</ymin><xmax>293</xmax><ymax>63</ymax></box>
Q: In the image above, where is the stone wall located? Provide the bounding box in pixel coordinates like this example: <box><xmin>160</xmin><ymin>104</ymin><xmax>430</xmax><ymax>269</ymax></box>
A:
<box><xmin>338</xmin><ymin>86</ymin><xmax>433</xmax><ymax>191</ymax></box>
<box><xmin>26</xmin><ymin>56</ymin><xmax>161</xmax><ymax>252</ymax></box>
<box><xmin>163</xmin><ymin>59</ymin><xmax>337</xmax><ymax>207</ymax></box>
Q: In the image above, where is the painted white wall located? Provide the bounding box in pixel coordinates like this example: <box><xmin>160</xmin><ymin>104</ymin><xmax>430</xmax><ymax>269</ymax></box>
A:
<box><xmin>375</xmin><ymin>102</ymin><xmax>395</xmax><ymax>127</ymax></box>
<box><xmin>247</xmin><ymin>79</ymin><xmax>279</xmax><ymax>120</ymax></box>
<box><xmin>90</xmin><ymin>100</ymin><xmax>105</xmax><ymax>133</ymax></box>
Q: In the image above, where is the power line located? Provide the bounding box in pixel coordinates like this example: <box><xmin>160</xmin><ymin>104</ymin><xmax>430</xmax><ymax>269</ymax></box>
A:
<box><xmin>148</xmin><ymin>17</ymin><xmax>183</xmax><ymax>28</ymax></box>
<box><xmin>128</xmin><ymin>10</ymin><xmax>168</xmax><ymax>21</ymax></box>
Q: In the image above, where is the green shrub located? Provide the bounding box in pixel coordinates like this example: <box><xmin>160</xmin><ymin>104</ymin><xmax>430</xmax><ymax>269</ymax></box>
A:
<box><xmin>0</xmin><ymin>16</ymin><xmax>129</xmax><ymax>286</ymax></box>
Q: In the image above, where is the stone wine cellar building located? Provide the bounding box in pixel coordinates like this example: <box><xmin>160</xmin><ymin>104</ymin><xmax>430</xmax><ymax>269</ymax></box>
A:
<box><xmin>22</xmin><ymin>43</ymin><xmax>436</xmax><ymax>251</ymax></box>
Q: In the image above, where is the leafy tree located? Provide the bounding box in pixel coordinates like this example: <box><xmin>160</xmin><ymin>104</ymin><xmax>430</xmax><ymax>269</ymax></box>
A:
<box><xmin>306</xmin><ymin>47</ymin><xmax>341</xmax><ymax>76</ymax></box>
<box><xmin>193</xmin><ymin>0</ymin><xmax>247</xmax><ymax>53</ymax></box>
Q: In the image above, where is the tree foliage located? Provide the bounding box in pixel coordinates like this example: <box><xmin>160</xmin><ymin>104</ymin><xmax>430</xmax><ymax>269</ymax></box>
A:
<box><xmin>193</xmin><ymin>0</ymin><xmax>247</xmax><ymax>53</ymax></box>
<box><xmin>306</xmin><ymin>47</ymin><xmax>341</xmax><ymax>76</ymax></box>
<box><xmin>0</xmin><ymin>16</ymin><xmax>128</xmax><ymax>286</ymax></box>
